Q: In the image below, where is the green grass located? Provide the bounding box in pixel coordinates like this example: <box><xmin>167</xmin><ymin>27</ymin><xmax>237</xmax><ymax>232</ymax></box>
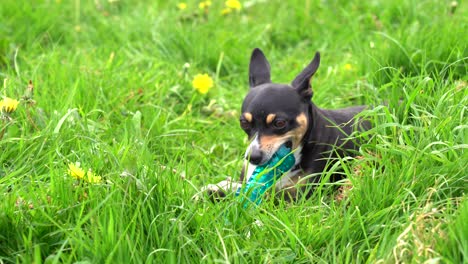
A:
<box><xmin>0</xmin><ymin>0</ymin><xmax>467</xmax><ymax>262</ymax></box>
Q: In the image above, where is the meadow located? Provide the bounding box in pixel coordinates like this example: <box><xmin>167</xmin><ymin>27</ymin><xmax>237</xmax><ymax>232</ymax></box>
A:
<box><xmin>0</xmin><ymin>0</ymin><xmax>467</xmax><ymax>263</ymax></box>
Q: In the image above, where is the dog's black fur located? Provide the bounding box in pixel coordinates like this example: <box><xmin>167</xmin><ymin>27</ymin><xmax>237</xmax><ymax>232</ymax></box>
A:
<box><xmin>196</xmin><ymin>48</ymin><xmax>370</xmax><ymax>201</ymax></box>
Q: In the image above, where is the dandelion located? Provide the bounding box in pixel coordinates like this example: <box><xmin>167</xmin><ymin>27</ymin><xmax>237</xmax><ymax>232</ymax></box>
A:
<box><xmin>0</xmin><ymin>97</ymin><xmax>20</xmax><ymax>114</ymax></box>
<box><xmin>199</xmin><ymin>0</ymin><xmax>212</xmax><ymax>9</ymax></box>
<box><xmin>225</xmin><ymin>0</ymin><xmax>242</xmax><ymax>11</ymax></box>
<box><xmin>450</xmin><ymin>1</ymin><xmax>458</xmax><ymax>15</ymax></box>
<box><xmin>86</xmin><ymin>170</ymin><xmax>102</xmax><ymax>183</ymax></box>
<box><xmin>177</xmin><ymin>2</ymin><xmax>187</xmax><ymax>10</ymax></box>
<box><xmin>344</xmin><ymin>63</ymin><xmax>353</xmax><ymax>71</ymax></box>
<box><xmin>67</xmin><ymin>162</ymin><xmax>86</xmax><ymax>180</ymax></box>
<box><xmin>182</xmin><ymin>63</ymin><xmax>191</xmax><ymax>76</ymax></box>
<box><xmin>23</xmin><ymin>80</ymin><xmax>35</xmax><ymax>102</ymax></box>
<box><xmin>67</xmin><ymin>162</ymin><xmax>102</xmax><ymax>183</ymax></box>
<box><xmin>192</xmin><ymin>73</ymin><xmax>214</xmax><ymax>94</ymax></box>
<box><xmin>221</xmin><ymin>8</ymin><xmax>232</xmax><ymax>15</ymax></box>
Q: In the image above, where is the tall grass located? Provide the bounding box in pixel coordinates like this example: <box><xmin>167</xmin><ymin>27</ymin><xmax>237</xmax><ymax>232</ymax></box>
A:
<box><xmin>0</xmin><ymin>0</ymin><xmax>466</xmax><ymax>262</ymax></box>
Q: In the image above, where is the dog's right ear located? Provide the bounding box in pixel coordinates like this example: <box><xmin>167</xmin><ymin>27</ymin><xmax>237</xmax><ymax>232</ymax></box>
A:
<box><xmin>249</xmin><ymin>48</ymin><xmax>271</xmax><ymax>88</ymax></box>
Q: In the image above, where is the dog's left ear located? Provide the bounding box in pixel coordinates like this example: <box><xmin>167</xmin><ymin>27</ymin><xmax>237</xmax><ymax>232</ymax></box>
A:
<box><xmin>291</xmin><ymin>52</ymin><xmax>320</xmax><ymax>101</ymax></box>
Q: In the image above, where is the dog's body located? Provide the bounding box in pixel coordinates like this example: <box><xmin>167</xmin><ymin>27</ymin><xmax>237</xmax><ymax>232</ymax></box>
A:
<box><xmin>196</xmin><ymin>49</ymin><xmax>370</xmax><ymax>201</ymax></box>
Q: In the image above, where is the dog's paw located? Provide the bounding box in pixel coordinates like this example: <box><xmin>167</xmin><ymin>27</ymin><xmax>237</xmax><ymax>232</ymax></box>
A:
<box><xmin>192</xmin><ymin>177</ymin><xmax>241</xmax><ymax>202</ymax></box>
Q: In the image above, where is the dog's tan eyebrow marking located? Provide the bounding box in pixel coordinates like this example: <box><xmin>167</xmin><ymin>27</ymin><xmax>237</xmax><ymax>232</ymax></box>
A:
<box><xmin>266</xmin><ymin>114</ymin><xmax>276</xmax><ymax>125</ymax></box>
<box><xmin>243</xmin><ymin>112</ymin><xmax>253</xmax><ymax>122</ymax></box>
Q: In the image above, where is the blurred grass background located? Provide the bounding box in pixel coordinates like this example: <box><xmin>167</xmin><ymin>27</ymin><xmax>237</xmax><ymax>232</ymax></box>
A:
<box><xmin>0</xmin><ymin>0</ymin><xmax>466</xmax><ymax>263</ymax></box>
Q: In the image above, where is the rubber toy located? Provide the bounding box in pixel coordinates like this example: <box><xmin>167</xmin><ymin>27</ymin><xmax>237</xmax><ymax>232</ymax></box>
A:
<box><xmin>235</xmin><ymin>144</ymin><xmax>295</xmax><ymax>207</ymax></box>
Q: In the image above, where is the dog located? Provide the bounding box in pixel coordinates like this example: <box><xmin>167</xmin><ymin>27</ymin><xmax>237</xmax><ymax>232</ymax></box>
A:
<box><xmin>195</xmin><ymin>48</ymin><xmax>370</xmax><ymax>202</ymax></box>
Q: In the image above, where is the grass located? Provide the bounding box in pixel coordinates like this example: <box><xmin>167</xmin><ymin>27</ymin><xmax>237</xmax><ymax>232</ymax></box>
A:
<box><xmin>0</xmin><ymin>0</ymin><xmax>467</xmax><ymax>262</ymax></box>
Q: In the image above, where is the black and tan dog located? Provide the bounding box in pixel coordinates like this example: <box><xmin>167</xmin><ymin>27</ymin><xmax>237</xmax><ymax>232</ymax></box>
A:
<box><xmin>195</xmin><ymin>48</ymin><xmax>370</xmax><ymax>201</ymax></box>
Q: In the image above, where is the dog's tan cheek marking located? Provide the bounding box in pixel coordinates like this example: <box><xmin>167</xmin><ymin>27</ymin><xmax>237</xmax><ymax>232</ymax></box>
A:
<box><xmin>289</xmin><ymin>113</ymin><xmax>308</xmax><ymax>149</ymax></box>
<box><xmin>244</xmin><ymin>112</ymin><xmax>253</xmax><ymax>122</ymax></box>
<box><xmin>259</xmin><ymin>135</ymin><xmax>284</xmax><ymax>151</ymax></box>
<box><xmin>266</xmin><ymin>114</ymin><xmax>276</xmax><ymax>125</ymax></box>
<box><xmin>260</xmin><ymin>113</ymin><xmax>307</xmax><ymax>150</ymax></box>
<box><xmin>259</xmin><ymin>113</ymin><xmax>307</xmax><ymax>151</ymax></box>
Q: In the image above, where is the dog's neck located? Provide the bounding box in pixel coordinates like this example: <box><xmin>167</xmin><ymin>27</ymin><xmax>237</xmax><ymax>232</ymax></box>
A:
<box><xmin>304</xmin><ymin>102</ymin><xmax>333</xmax><ymax>147</ymax></box>
<box><xmin>298</xmin><ymin>102</ymin><xmax>344</xmax><ymax>175</ymax></box>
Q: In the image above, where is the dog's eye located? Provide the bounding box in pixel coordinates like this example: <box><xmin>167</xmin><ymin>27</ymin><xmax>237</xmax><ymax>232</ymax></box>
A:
<box><xmin>273</xmin><ymin>119</ymin><xmax>287</xmax><ymax>129</ymax></box>
<box><xmin>240</xmin><ymin>119</ymin><xmax>251</xmax><ymax>130</ymax></box>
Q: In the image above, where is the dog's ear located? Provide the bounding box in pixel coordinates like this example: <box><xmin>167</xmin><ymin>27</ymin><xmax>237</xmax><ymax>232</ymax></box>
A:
<box><xmin>291</xmin><ymin>52</ymin><xmax>320</xmax><ymax>101</ymax></box>
<box><xmin>249</xmin><ymin>48</ymin><xmax>271</xmax><ymax>88</ymax></box>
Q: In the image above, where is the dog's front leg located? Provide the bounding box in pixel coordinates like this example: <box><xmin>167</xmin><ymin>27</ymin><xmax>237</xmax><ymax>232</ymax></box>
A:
<box><xmin>192</xmin><ymin>163</ymin><xmax>250</xmax><ymax>202</ymax></box>
<box><xmin>274</xmin><ymin>170</ymin><xmax>303</xmax><ymax>202</ymax></box>
<box><xmin>192</xmin><ymin>177</ymin><xmax>243</xmax><ymax>202</ymax></box>
<box><xmin>274</xmin><ymin>169</ymin><xmax>320</xmax><ymax>202</ymax></box>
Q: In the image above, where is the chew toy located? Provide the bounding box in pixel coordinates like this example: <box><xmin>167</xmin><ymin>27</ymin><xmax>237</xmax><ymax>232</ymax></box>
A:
<box><xmin>235</xmin><ymin>144</ymin><xmax>296</xmax><ymax>207</ymax></box>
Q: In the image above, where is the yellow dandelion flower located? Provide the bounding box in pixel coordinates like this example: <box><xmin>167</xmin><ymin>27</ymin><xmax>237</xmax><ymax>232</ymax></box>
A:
<box><xmin>199</xmin><ymin>0</ymin><xmax>212</xmax><ymax>9</ymax></box>
<box><xmin>177</xmin><ymin>2</ymin><xmax>187</xmax><ymax>10</ymax></box>
<box><xmin>221</xmin><ymin>8</ymin><xmax>232</xmax><ymax>15</ymax></box>
<box><xmin>67</xmin><ymin>162</ymin><xmax>86</xmax><ymax>180</ymax></box>
<box><xmin>344</xmin><ymin>63</ymin><xmax>353</xmax><ymax>71</ymax></box>
<box><xmin>86</xmin><ymin>170</ymin><xmax>102</xmax><ymax>183</ymax></box>
<box><xmin>225</xmin><ymin>0</ymin><xmax>242</xmax><ymax>10</ymax></box>
<box><xmin>192</xmin><ymin>73</ymin><xmax>214</xmax><ymax>94</ymax></box>
<box><xmin>67</xmin><ymin>162</ymin><xmax>102</xmax><ymax>183</ymax></box>
<box><xmin>0</xmin><ymin>97</ymin><xmax>20</xmax><ymax>113</ymax></box>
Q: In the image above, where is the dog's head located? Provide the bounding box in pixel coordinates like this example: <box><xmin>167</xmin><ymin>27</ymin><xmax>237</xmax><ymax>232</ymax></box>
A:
<box><xmin>240</xmin><ymin>48</ymin><xmax>320</xmax><ymax>165</ymax></box>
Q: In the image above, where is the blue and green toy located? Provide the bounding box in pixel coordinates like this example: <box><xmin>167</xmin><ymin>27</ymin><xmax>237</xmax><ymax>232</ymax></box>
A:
<box><xmin>235</xmin><ymin>144</ymin><xmax>296</xmax><ymax>207</ymax></box>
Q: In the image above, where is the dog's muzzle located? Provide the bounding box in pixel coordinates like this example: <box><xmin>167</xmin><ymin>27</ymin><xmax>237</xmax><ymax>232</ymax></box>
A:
<box><xmin>246</xmin><ymin>138</ymin><xmax>293</xmax><ymax>166</ymax></box>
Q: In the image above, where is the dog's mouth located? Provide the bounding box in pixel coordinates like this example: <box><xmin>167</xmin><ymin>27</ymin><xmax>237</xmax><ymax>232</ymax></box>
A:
<box><xmin>259</xmin><ymin>140</ymin><xmax>293</xmax><ymax>165</ymax></box>
<box><xmin>283</xmin><ymin>140</ymin><xmax>293</xmax><ymax>150</ymax></box>
<box><xmin>245</xmin><ymin>137</ymin><xmax>294</xmax><ymax>166</ymax></box>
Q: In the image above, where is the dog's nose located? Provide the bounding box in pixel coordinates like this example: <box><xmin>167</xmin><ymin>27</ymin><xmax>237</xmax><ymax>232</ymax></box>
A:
<box><xmin>248</xmin><ymin>149</ymin><xmax>264</xmax><ymax>165</ymax></box>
